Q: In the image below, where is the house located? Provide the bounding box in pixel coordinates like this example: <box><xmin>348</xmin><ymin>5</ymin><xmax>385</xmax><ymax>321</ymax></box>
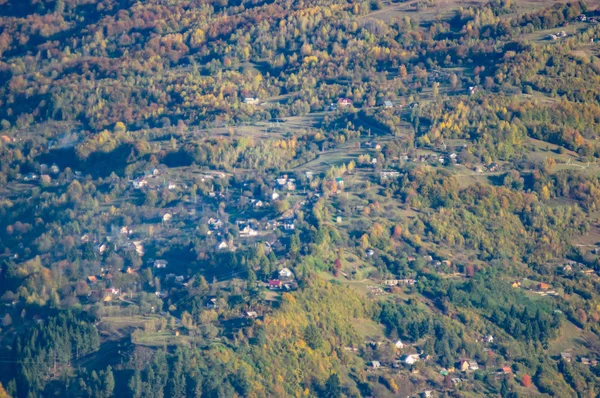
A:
<box><xmin>383</xmin><ymin>100</ymin><xmax>393</xmax><ymax>108</ymax></box>
<box><xmin>395</xmin><ymin>340</ymin><xmax>404</xmax><ymax>350</ymax></box>
<box><xmin>246</xmin><ymin>311</ymin><xmax>258</xmax><ymax>319</ymax></box>
<box><xmin>487</xmin><ymin>163</ymin><xmax>499</xmax><ymax>172</ymax></box>
<box><xmin>40</xmin><ymin>174</ymin><xmax>51</xmax><ymax>184</ymax></box>
<box><xmin>132</xmin><ymin>178</ymin><xmax>147</xmax><ymax>189</ymax></box>
<box><xmin>103</xmin><ymin>288</ymin><xmax>121</xmax><ymax>301</ymax></box>
<box><xmin>380</xmin><ymin>171</ymin><xmax>400</xmax><ymax>180</ymax></box>
<box><xmin>276</xmin><ymin>177</ymin><xmax>288</xmax><ymax>186</ymax></box>
<box><xmin>120</xmin><ymin>226</ymin><xmax>131</xmax><ymax>235</ymax></box>
<box><xmin>283</xmin><ymin>220</ymin><xmax>295</xmax><ymax>230</ymax></box>
<box><xmin>206</xmin><ymin>298</ymin><xmax>218</xmax><ymax>309</ymax></box>
<box><xmin>163</xmin><ymin>213</ymin><xmax>173</xmax><ymax>222</ymax></box>
<box><xmin>240</xmin><ymin>225</ymin><xmax>258</xmax><ymax>237</ymax></box>
<box><xmin>403</xmin><ymin>354</ymin><xmax>420</xmax><ymax>365</ymax></box>
<box><xmin>254</xmin><ymin>200</ymin><xmax>264</xmax><ymax>208</ymax></box>
<box><xmin>175</xmin><ymin>275</ymin><xmax>185</xmax><ymax>283</ymax></box>
<box><xmin>272</xmin><ymin>191</ymin><xmax>280</xmax><ymax>201</ymax></box>
<box><xmin>168</xmin><ymin>182</ymin><xmax>177</xmax><ymax>190</ymax></box>
<box><xmin>486</xmin><ymin>335</ymin><xmax>494</xmax><ymax>343</ymax></box>
<box><xmin>459</xmin><ymin>360</ymin><xmax>470</xmax><ymax>372</ymax></box>
<box><xmin>511</xmin><ymin>281</ymin><xmax>521</xmax><ymax>288</ymax></box>
<box><xmin>23</xmin><ymin>172</ymin><xmax>38</xmax><ymax>181</ymax></box>
<box><xmin>87</xmin><ymin>276</ymin><xmax>98</xmax><ymax>284</ymax></box>
<box><xmin>286</xmin><ymin>180</ymin><xmax>296</xmax><ymax>191</ymax></box>
<box><xmin>208</xmin><ymin>218</ymin><xmax>223</xmax><ymax>230</ymax></box>
<box><xmin>268</xmin><ymin>280</ymin><xmax>282</xmax><ymax>289</ymax></box>
<box><xmin>451</xmin><ymin>378</ymin><xmax>462</xmax><ymax>385</ymax></box>
<box><xmin>243</xmin><ymin>97</ymin><xmax>260</xmax><ymax>105</ymax></box>
<box><xmin>217</xmin><ymin>241</ymin><xmax>230</xmax><ymax>250</ymax></box>
<box><xmin>579</xmin><ymin>14</ymin><xmax>587</xmax><ymax>22</ymax></box>
<box><xmin>366</xmin><ymin>249</ymin><xmax>375</xmax><ymax>257</ymax></box>
<box><xmin>499</xmin><ymin>366</ymin><xmax>512</xmax><ymax>374</ymax></box>
<box><xmin>468</xmin><ymin>86</ymin><xmax>479</xmax><ymax>95</ymax></box>
<box><xmin>560</xmin><ymin>352</ymin><xmax>573</xmax><ymax>363</ymax></box>
<box><xmin>95</xmin><ymin>243</ymin><xmax>107</xmax><ymax>255</ymax></box>
<box><xmin>421</xmin><ymin>391</ymin><xmax>433</xmax><ymax>398</ymax></box>
<box><xmin>154</xmin><ymin>260</ymin><xmax>168</xmax><ymax>269</ymax></box>
<box><xmin>279</xmin><ymin>268</ymin><xmax>293</xmax><ymax>280</ymax></box>
<box><xmin>537</xmin><ymin>282</ymin><xmax>551</xmax><ymax>291</ymax></box>
<box><xmin>371</xmin><ymin>361</ymin><xmax>381</xmax><ymax>369</ymax></box>
<box><xmin>338</xmin><ymin>98</ymin><xmax>352</xmax><ymax>107</ymax></box>
<box><xmin>469</xmin><ymin>361</ymin><xmax>479</xmax><ymax>371</ymax></box>
<box><xmin>50</xmin><ymin>164</ymin><xmax>60</xmax><ymax>174</ymax></box>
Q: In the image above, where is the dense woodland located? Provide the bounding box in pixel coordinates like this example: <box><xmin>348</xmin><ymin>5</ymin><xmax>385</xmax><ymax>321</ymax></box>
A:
<box><xmin>1</xmin><ymin>0</ymin><xmax>600</xmax><ymax>397</ymax></box>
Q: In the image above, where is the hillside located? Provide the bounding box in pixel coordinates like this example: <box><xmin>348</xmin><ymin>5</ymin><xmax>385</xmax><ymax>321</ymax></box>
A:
<box><xmin>1</xmin><ymin>0</ymin><xmax>600</xmax><ymax>397</ymax></box>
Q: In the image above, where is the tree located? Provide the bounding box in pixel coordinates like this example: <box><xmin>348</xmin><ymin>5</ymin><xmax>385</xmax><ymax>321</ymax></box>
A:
<box><xmin>321</xmin><ymin>374</ymin><xmax>341</xmax><ymax>398</ymax></box>
<box><xmin>101</xmin><ymin>366</ymin><xmax>115</xmax><ymax>398</ymax></box>
<box><xmin>0</xmin><ymin>382</ymin><xmax>9</xmax><ymax>398</ymax></box>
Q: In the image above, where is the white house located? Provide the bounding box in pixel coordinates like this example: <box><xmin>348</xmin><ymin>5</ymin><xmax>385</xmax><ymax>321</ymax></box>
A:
<box><xmin>404</xmin><ymin>354</ymin><xmax>420</xmax><ymax>365</ymax></box>
<box><xmin>217</xmin><ymin>241</ymin><xmax>229</xmax><ymax>250</ymax></box>
<box><xmin>154</xmin><ymin>260</ymin><xmax>168</xmax><ymax>269</ymax></box>
<box><xmin>279</xmin><ymin>268</ymin><xmax>293</xmax><ymax>279</ymax></box>
<box><xmin>272</xmin><ymin>191</ymin><xmax>280</xmax><ymax>200</ymax></box>
<box><xmin>240</xmin><ymin>225</ymin><xmax>258</xmax><ymax>237</ymax></box>
<box><xmin>395</xmin><ymin>340</ymin><xmax>404</xmax><ymax>349</ymax></box>
<box><xmin>163</xmin><ymin>213</ymin><xmax>173</xmax><ymax>222</ymax></box>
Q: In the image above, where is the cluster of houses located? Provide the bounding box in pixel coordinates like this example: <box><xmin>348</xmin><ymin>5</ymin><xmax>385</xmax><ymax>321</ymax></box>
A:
<box><xmin>267</xmin><ymin>267</ymin><xmax>297</xmax><ymax>290</ymax></box>
<box><xmin>383</xmin><ymin>278</ymin><xmax>417</xmax><ymax>287</ymax></box>
<box><xmin>548</xmin><ymin>31</ymin><xmax>568</xmax><ymax>40</ymax></box>
<box><xmin>276</xmin><ymin>174</ymin><xmax>296</xmax><ymax>191</ymax></box>
<box><xmin>578</xmin><ymin>14</ymin><xmax>599</xmax><ymax>23</ymax></box>
<box><xmin>560</xmin><ymin>351</ymin><xmax>598</xmax><ymax>366</ymax></box>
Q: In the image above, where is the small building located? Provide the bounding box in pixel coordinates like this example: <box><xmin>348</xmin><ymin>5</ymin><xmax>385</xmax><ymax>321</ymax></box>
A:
<box><xmin>254</xmin><ymin>200</ymin><xmax>264</xmax><ymax>208</ymax></box>
<box><xmin>395</xmin><ymin>340</ymin><xmax>404</xmax><ymax>350</ymax></box>
<box><xmin>371</xmin><ymin>361</ymin><xmax>381</xmax><ymax>369</ymax></box>
<box><xmin>511</xmin><ymin>281</ymin><xmax>521</xmax><ymax>288</ymax></box>
<box><xmin>469</xmin><ymin>361</ymin><xmax>479</xmax><ymax>371</ymax></box>
<box><xmin>383</xmin><ymin>100</ymin><xmax>393</xmax><ymax>108</ymax></box>
<box><xmin>272</xmin><ymin>191</ymin><xmax>280</xmax><ymax>201</ymax></box>
<box><xmin>163</xmin><ymin>213</ymin><xmax>173</xmax><ymax>222</ymax></box>
<box><xmin>154</xmin><ymin>260</ymin><xmax>168</xmax><ymax>269</ymax></box>
<box><xmin>486</xmin><ymin>335</ymin><xmax>494</xmax><ymax>343</ymax></box>
<box><xmin>561</xmin><ymin>352</ymin><xmax>573</xmax><ymax>363</ymax></box>
<box><xmin>217</xmin><ymin>241</ymin><xmax>230</xmax><ymax>250</ymax></box>
<box><xmin>366</xmin><ymin>249</ymin><xmax>375</xmax><ymax>257</ymax></box>
<box><xmin>283</xmin><ymin>221</ymin><xmax>295</xmax><ymax>230</ymax></box>
<box><xmin>499</xmin><ymin>366</ymin><xmax>512</xmax><ymax>374</ymax></box>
